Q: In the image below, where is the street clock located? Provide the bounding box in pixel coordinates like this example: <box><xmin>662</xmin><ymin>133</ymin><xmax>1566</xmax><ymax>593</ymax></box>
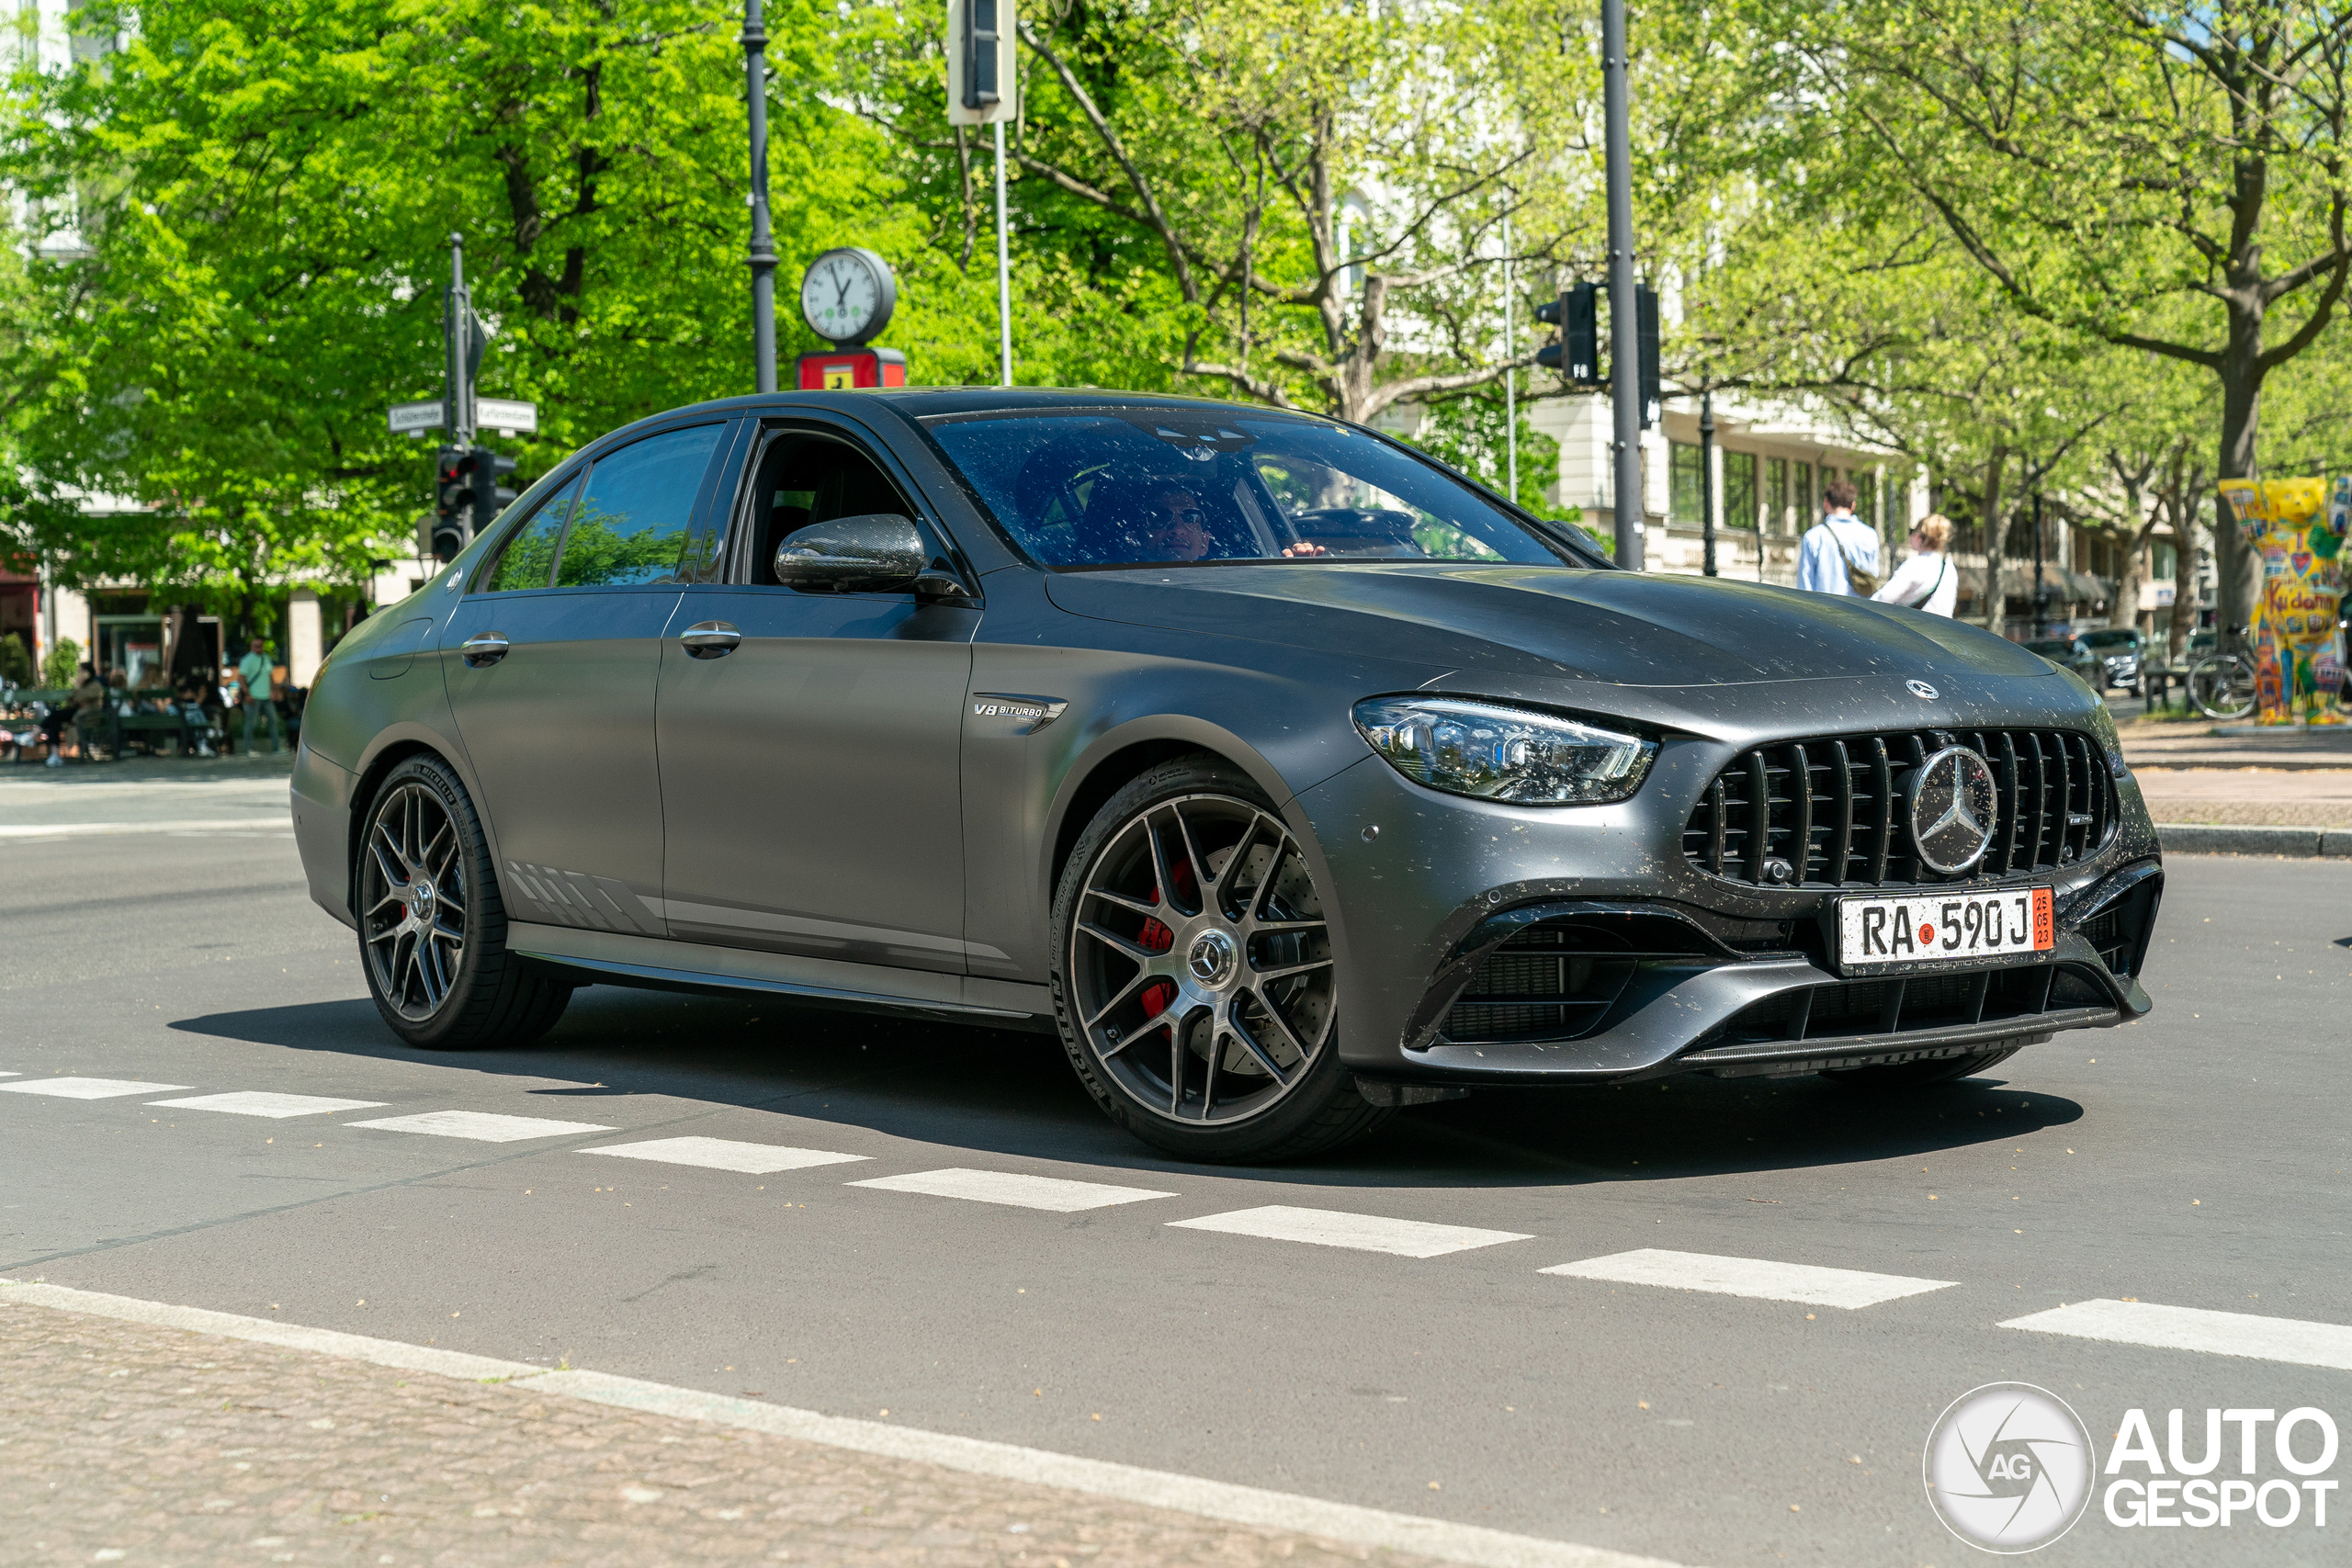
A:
<box><xmin>800</xmin><ymin>247</ymin><xmax>897</xmax><ymax>347</ymax></box>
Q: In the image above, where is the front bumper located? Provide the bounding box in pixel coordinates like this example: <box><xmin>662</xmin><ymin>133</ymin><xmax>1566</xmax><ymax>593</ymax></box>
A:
<box><xmin>1294</xmin><ymin>733</ymin><xmax>2162</xmax><ymax>1084</ymax></box>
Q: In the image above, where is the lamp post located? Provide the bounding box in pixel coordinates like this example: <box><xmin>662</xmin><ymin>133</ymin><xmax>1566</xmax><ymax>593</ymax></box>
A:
<box><xmin>1503</xmin><ymin>215</ymin><xmax>1517</xmax><ymax>503</ymax></box>
<box><xmin>744</xmin><ymin>0</ymin><xmax>778</xmax><ymax>393</ymax></box>
<box><xmin>1601</xmin><ymin>0</ymin><xmax>1644</xmax><ymax>569</ymax></box>
<box><xmin>1699</xmin><ymin>389</ymin><xmax>1717</xmax><ymax>577</ymax></box>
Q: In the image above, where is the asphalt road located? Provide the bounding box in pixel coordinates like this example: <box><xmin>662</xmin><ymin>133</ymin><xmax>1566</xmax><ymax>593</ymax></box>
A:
<box><xmin>4</xmin><ymin>770</ymin><xmax>2347</xmax><ymax>1568</ymax></box>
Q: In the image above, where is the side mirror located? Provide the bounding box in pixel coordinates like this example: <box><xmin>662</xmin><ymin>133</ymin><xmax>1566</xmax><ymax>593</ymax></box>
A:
<box><xmin>774</xmin><ymin>513</ymin><xmax>924</xmax><ymax>592</ymax></box>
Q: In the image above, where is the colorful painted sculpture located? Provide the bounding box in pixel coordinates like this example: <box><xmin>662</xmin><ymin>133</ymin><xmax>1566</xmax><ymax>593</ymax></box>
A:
<box><xmin>2216</xmin><ymin>476</ymin><xmax>2346</xmax><ymax>726</ymax></box>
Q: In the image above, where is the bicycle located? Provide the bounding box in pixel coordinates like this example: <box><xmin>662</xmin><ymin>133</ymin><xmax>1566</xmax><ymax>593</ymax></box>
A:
<box><xmin>2186</xmin><ymin>626</ymin><xmax>2258</xmax><ymax>720</ymax></box>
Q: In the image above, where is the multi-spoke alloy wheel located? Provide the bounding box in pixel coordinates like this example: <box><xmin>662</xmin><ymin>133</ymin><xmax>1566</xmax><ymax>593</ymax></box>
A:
<box><xmin>354</xmin><ymin>754</ymin><xmax>573</xmax><ymax>1051</ymax></box>
<box><xmin>1053</xmin><ymin>758</ymin><xmax>1387</xmax><ymax>1161</ymax></box>
<box><xmin>361</xmin><ymin>780</ymin><xmax>469</xmax><ymax>1021</ymax></box>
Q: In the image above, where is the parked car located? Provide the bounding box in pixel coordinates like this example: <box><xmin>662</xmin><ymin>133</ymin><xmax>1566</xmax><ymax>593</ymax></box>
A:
<box><xmin>292</xmin><ymin>390</ymin><xmax>2163</xmax><ymax>1161</ymax></box>
<box><xmin>2075</xmin><ymin>628</ymin><xmax>2144</xmax><ymax>691</ymax></box>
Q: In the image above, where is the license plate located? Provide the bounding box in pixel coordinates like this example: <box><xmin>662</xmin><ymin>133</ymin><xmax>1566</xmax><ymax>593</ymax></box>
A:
<box><xmin>1834</xmin><ymin>886</ymin><xmax>2053</xmax><ymax>973</ymax></box>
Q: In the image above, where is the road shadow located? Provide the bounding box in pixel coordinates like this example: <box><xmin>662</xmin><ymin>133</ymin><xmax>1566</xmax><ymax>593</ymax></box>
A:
<box><xmin>169</xmin><ymin>984</ymin><xmax>2088</xmax><ymax>1191</ymax></box>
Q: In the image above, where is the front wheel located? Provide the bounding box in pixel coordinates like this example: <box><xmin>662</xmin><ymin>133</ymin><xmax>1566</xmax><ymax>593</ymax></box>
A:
<box><xmin>1050</xmin><ymin>756</ymin><xmax>1389</xmax><ymax>1162</ymax></box>
<box><xmin>2188</xmin><ymin>653</ymin><xmax>2256</xmax><ymax>720</ymax></box>
<box><xmin>357</xmin><ymin>754</ymin><xmax>572</xmax><ymax>1050</ymax></box>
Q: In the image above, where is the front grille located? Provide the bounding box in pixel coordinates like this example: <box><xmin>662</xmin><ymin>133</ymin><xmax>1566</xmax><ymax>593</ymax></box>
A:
<box><xmin>1682</xmin><ymin>728</ymin><xmax>2116</xmax><ymax>888</ymax></box>
<box><xmin>1696</xmin><ymin>964</ymin><xmax>2111</xmax><ymax>1050</ymax></box>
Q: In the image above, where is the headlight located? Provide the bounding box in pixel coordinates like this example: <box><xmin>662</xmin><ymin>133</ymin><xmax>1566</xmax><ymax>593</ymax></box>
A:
<box><xmin>1351</xmin><ymin>696</ymin><xmax>1657</xmax><ymax>806</ymax></box>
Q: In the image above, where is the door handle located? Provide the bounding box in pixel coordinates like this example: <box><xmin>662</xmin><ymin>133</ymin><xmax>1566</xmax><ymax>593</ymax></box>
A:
<box><xmin>460</xmin><ymin>631</ymin><xmax>510</xmax><ymax>668</ymax></box>
<box><xmin>680</xmin><ymin>620</ymin><xmax>742</xmax><ymax>660</ymax></box>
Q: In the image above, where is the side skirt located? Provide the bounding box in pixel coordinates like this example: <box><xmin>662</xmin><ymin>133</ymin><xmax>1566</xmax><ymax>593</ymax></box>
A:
<box><xmin>506</xmin><ymin>921</ymin><xmax>1055</xmax><ymax>1032</ymax></box>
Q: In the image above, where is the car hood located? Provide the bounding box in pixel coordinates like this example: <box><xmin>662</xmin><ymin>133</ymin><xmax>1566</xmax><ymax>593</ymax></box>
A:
<box><xmin>1043</xmin><ymin>563</ymin><xmax>2055</xmax><ymax>687</ymax></box>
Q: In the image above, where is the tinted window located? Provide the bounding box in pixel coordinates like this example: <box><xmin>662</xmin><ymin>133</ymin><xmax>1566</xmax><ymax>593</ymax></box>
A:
<box><xmin>2079</xmin><ymin>629</ymin><xmax>2139</xmax><ymax>649</ymax></box>
<box><xmin>553</xmin><ymin>423</ymin><xmax>725</xmax><ymax>589</ymax></box>
<box><xmin>482</xmin><ymin>475</ymin><xmax>581</xmax><ymax>592</ymax></box>
<box><xmin>923</xmin><ymin>411</ymin><xmax>1578</xmax><ymax>569</ymax></box>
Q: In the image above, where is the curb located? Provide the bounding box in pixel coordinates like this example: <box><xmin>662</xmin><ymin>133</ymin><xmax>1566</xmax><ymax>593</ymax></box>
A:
<box><xmin>2156</xmin><ymin>823</ymin><xmax>2352</xmax><ymax>859</ymax></box>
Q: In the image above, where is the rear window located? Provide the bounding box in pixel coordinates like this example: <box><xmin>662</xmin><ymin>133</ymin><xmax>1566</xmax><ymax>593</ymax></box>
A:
<box><xmin>922</xmin><ymin>409</ymin><xmax>1591</xmax><ymax>570</ymax></box>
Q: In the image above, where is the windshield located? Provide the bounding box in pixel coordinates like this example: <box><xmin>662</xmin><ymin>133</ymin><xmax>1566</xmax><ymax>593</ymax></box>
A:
<box><xmin>2025</xmin><ymin>639</ymin><xmax>2078</xmax><ymax>656</ymax></box>
<box><xmin>2079</xmin><ymin>630</ymin><xmax>2140</xmax><ymax>649</ymax></box>
<box><xmin>921</xmin><ymin>409</ymin><xmax>1589</xmax><ymax>570</ymax></box>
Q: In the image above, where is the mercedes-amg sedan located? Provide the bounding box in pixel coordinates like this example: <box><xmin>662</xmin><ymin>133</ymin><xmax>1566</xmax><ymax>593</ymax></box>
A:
<box><xmin>291</xmin><ymin>389</ymin><xmax>2161</xmax><ymax>1161</ymax></box>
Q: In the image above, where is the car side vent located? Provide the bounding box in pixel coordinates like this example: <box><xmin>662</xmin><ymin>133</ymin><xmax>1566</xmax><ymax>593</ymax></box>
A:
<box><xmin>1681</xmin><ymin>728</ymin><xmax>2116</xmax><ymax>889</ymax></box>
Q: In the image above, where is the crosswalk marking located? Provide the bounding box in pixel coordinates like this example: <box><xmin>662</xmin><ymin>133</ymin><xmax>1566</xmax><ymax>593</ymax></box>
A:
<box><xmin>344</xmin><ymin>1111</ymin><xmax>616</xmax><ymax>1143</ymax></box>
<box><xmin>2001</xmin><ymin>1299</ymin><xmax>2352</xmax><ymax>1371</ymax></box>
<box><xmin>847</xmin><ymin>1168</ymin><xmax>1177</xmax><ymax>1213</ymax></box>
<box><xmin>148</xmin><ymin>1091</ymin><xmax>388</xmax><ymax>1120</ymax></box>
<box><xmin>1540</xmin><ymin>1248</ymin><xmax>1956</xmax><ymax>1309</ymax></box>
<box><xmin>581</xmin><ymin>1136</ymin><xmax>870</xmax><ymax>1175</ymax></box>
<box><xmin>1166</xmin><ymin>1205</ymin><xmax>1532</xmax><ymax>1258</ymax></box>
<box><xmin>0</xmin><ymin>1077</ymin><xmax>195</xmax><ymax>1100</ymax></box>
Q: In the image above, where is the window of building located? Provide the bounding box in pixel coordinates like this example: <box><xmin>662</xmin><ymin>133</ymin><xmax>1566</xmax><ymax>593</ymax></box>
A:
<box><xmin>1794</xmin><ymin>460</ymin><xmax>1814</xmax><ymax>525</ymax></box>
<box><xmin>1723</xmin><ymin>451</ymin><xmax>1758</xmax><ymax>531</ymax></box>
<box><xmin>1669</xmin><ymin>441</ymin><xmax>1702</xmax><ymax>525</ymax></box>
<box><xmin>1853</xmin><ymin>469</ymin><xmax>1877</xmax><ymax>531</ymax></box>
<box><xmin>1765</xmin><ymin>457</ymin><xmax>1788</xmax><ymax>536</ymax></box>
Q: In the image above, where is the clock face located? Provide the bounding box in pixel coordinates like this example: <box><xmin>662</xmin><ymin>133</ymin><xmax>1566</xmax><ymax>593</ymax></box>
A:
<box><xmin>801</xmin><ymin>250</ymin><xmax>889</xmax><ymax>344</ymax></box>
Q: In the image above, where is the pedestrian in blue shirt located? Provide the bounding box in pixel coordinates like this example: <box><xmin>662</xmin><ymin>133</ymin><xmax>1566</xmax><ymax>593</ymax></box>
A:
<box><xmin>1795</xmin><ymin>479</ymin><xmax>1882</xmax><ymax>596</ymax></box>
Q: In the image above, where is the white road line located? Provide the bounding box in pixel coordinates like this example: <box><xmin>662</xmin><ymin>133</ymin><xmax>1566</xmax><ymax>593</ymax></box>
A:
<box><xmin>1540</xmin><ymin>1248</ymin><xmax>1956</xmax><ymax>1309</ymax></box>
<box><xmin>343</xmin><ymin>1111</ymin><xmax>615</xmax><ymax>1143</ymax></box>
<box><xmin>847</xmin><ymin>1168</ymin><xmax>1176</xmax><ymax>1213</ymax></box>
<box><xmin>2002</xmin><ymin>1299</ymin><xmax>2352</xmax><ymax>1371</ymax></box>
<box><xmin>0</xmin><ymin>1278</ymin><xmax>1690</xmax><ymax>1568</ymax></box>
<box><xmin>0</xmin><ymin>818</ymin><xmax>288</xmax><ymax>839</ymax></box>
<box><xmin>0</xmin><ymin>1077</ymin><xmax>195</xmax><ymax>1100</ymax></box>
<box><xmin>580</xmin><ymin>1136</ymin><xmax>870</xmax><ymax>1175</ymax></box>
<box><xmin>1167</xmin><ymin>1205</ymin><xmax>1532</xmax><ymax>1258</ymax></box>
<box><xmin>148</xmin><ymin>1091</ymin><xmax>388</xmax><ymax>1119</ymax></box>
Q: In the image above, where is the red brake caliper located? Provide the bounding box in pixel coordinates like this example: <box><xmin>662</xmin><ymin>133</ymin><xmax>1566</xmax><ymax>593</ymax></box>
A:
<box><xmin>1136</xmin><ymin>855</ymin><xmax>1197</xmax><ymax>1020</ymax></box>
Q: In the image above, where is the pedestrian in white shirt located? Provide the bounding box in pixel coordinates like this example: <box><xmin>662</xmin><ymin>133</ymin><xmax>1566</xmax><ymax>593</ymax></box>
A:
<box><xmin>1795</xmin><ymin>479</ymin><xmax>1882</xmax><ymax>595</ymax></box>
<box><xmin>1871</xmin><ymin>513</ymin><xmax>1959</xmax><ymax>616</ymax></box>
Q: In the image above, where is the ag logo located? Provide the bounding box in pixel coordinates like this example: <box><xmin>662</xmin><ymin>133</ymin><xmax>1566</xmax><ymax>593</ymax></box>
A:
<box><xmin>1924</xmin><ymin>1382</ymin><xmax>2094</xmax><ymax>1552</ymax></box>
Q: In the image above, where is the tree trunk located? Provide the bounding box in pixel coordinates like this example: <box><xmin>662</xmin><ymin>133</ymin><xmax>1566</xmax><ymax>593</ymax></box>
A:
<box><xmin>1978</xmin><ymin>444</ymin><xmax>2008</xmax><ymax>635</ymax></box>
<box><xmin>2211</xmin><ymin>300</ymin><xmax>2265</xmax><ymax>635</ymax></box>
<box><xmin>2109</xmin><ymin>467</ymin><xmax>2150</xmax><ymax>632</ymax></box>
<box><xmin>2170</xmin><ymin>502</ymin><xmax>2202</xmax><ymax>660</ymax></box>
<box><xmin>2111</xmin><ymin>534</ymin><xmax>2147</xmax><ymax>632</ymax></box>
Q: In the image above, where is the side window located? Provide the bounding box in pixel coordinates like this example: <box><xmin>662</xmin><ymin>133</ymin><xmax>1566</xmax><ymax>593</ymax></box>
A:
<box><xmin>552</xmin><ymin>423</ymin><xmax>727</xmax><ymax>589</ymax></box>
<box><xmin>481</xmin><ymin>475</ymin><xmax>581</xmax><ymax>592</ymax></box>
<box><xmin>741</xmin><ymin>433</ymin><xmax>915</xmax><ymax>586</ymax></box>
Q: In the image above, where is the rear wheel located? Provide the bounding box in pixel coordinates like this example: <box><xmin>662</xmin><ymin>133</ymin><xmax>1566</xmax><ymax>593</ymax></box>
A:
<box><xmin>357</xmin><ymin>754</ymin><xmax>572</xmax><ymax>1050</ymax></box>
<box><xmin>1050</xmin><ymin>757</ymin><xmax>1389</xmax><ymax>1162</ymax></box>
<box><xmin>1819</xmin><ymin>1045</ymin><xmax>2019</xmax><ymax>1093</ymax></box>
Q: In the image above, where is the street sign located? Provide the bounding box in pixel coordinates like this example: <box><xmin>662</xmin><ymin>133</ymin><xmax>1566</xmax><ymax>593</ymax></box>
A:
<box><xmin>477</xmin><ymin>397</ymin><xmax>538</xmax><ymax>434</ymax></box>
<box><xmin>387</xmin><ymin>400</ymin><xmax>444</xmax><ymax>434</ymax></box>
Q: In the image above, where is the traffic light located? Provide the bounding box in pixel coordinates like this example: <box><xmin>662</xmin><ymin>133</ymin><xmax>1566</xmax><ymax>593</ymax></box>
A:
<box><xmin>1533</xmin><ymin>283</ymin><xmax>1600</xmax><ymax>385</ymax></box>
<box><xmin>468</xmin><ymin>446</ymin><xmax>519</xmax><ymax>533</ymax></box>
<box><xmin>961</xmin><ymin>0</ymin><xmax>1001</xmax><ymax>109</ymax></box>
<box><xmin>432</xmin><ymin>445</ymin><xmax>471</xmax><ymax>563</ymax></box>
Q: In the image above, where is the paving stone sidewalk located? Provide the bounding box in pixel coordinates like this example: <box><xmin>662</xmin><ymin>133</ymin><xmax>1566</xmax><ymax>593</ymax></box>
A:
<box><xmin>0</xmin><ymin>1300</ymin><xmax>1428</xmax><ymax>1568</ymax></box>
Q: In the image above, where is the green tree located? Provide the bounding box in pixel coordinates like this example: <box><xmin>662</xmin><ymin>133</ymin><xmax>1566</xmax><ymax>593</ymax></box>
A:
<box><xmin>0</xmin><ymin>0</ymin><xmax>959</xmax><ymax>610</ymax></box>
<box><xmin>1767</xmin><ymin>0</ymin><xmax>2352</xmax><ymax>631</ymax></box>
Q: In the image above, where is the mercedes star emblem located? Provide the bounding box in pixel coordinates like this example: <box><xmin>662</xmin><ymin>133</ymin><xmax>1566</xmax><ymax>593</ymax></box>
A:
<box><xmin>1907</xmin><ymin>679</ymin><xmax>1939</xmax><ymax>700</ymax></box>
<box><xmin>1908</xmin><ymin>747</ymin><xmax>1999</xmax><ymax>874</ymax></box>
